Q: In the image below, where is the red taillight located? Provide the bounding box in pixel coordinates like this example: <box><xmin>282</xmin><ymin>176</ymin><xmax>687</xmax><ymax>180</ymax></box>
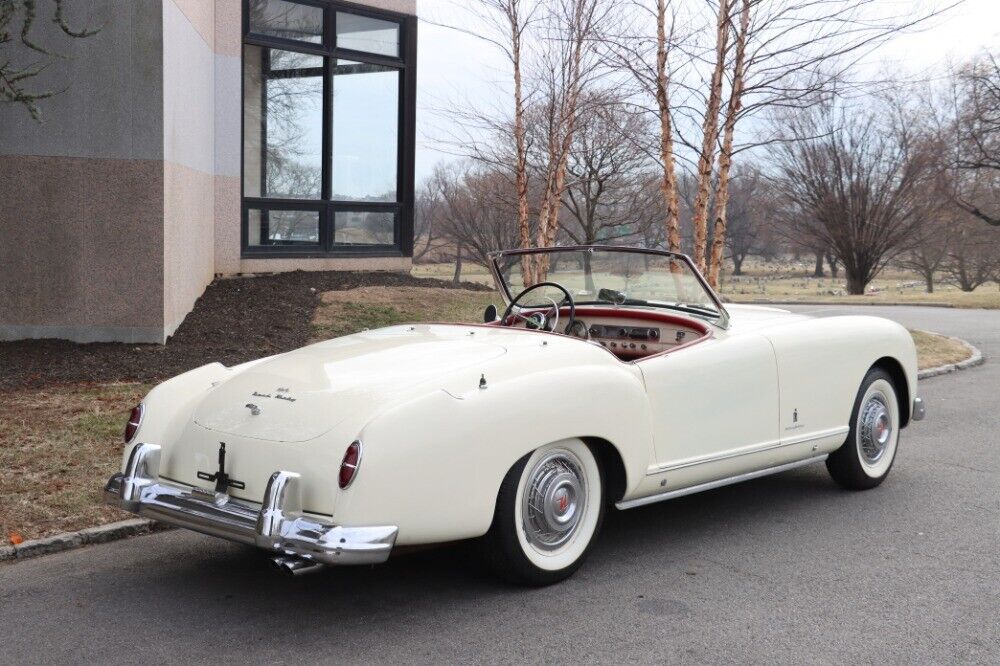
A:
<box><xmin>124</xmin><ymin>404</ymin><xmax>143</xmax><ymax>444</ymax></box>
<box><xmin>339</xmin><ymin>441</ymin><xmax>362</xmax><ymax>489</ymax></box>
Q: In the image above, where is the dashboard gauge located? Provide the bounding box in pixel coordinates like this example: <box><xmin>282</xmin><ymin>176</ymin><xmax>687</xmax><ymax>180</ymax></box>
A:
<box><xmin>565</xmin><ymin>319</ymin><xmax>589</xmax><ymax>339</ymax></box>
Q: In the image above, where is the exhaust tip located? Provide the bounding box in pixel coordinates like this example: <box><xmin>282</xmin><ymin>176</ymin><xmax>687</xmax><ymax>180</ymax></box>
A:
<box><xmin>270</xmin><ymin>556</ymin><xmax>325</xmax><ymax>577</ymax></box>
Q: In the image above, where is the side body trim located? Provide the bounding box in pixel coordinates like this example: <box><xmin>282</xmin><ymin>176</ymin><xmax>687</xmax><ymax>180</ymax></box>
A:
<box><xmin>618</xmin><ymin>454</ymin><xmax>830</xmax><ymax>510</ymax></box>
<box><xmin>645</xmin><ymin>426</ymin><xmax>849</xmax><ymax>476</ymax></box>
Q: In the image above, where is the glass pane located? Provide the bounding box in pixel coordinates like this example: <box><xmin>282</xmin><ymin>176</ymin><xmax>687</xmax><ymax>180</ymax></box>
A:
<box><xmin>248</xmin><ymin>0</ymin><xmax>324</xmax><ymax>44</ymax></box>
<box><xmin>248</xmin><ymin>209</ymin><xmax>320</xmax><ymax>247</ymax></box>
<box><xmin>334</xmin><ymin>211</ymin><xmax>395</xmax><ymax>245</ymax></box>
<box><xmin>336</xmin><ymin>12</ymin><xmax>400</xmax><ymax>57</ymax></box>
<box><xmin>497</xmin><ymin>248</ymin><xmax>724</xmax><ymax>323</ymax></box>
<box><xmin>331</xmin><ymin>60</ymin><xmax>399</xmax><ymax>202</ymax></box>
<box><xmin>243</xmin><ymin>45</ymin><xmax>323</xmax><ymax>199</ymax></box>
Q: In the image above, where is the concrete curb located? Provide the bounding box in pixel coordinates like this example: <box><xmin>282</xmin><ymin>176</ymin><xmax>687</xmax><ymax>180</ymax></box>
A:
<box><xmin>1</xmin><ymin>519</ymin><xmax>171</xmax><ymax>563</ymax></box>
<box><xmin>917</xmin><ymin>332</ymin><xmax>985</xmax><ymax>379</ymax></box>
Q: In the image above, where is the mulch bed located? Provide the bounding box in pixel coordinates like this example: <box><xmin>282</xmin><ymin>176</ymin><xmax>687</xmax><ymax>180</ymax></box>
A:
<box><xmin>0</xmin><ymin>271</ymin><xmax>490</xmax><ymax>391</ymax></box>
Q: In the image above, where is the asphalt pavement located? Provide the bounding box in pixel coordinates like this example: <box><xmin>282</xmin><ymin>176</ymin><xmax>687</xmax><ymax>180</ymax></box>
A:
<box><xmin>1</xmin><ymin>305</ymin><xmax>997</xmax><ymax>665</ymax></box>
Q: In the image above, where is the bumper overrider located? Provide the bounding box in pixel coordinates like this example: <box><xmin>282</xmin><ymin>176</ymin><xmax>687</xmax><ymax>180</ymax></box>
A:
<box><xmin>104</xmin><ymin>443</ymin><xmax>397</xmax><ymax>566</ymax></box>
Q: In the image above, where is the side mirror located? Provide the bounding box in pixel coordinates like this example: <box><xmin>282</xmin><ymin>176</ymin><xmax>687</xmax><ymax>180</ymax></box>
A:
<box><xmin>483</xmin><ymin>304</ymin><xmax>499</xmax><ymax>323</ymax></box>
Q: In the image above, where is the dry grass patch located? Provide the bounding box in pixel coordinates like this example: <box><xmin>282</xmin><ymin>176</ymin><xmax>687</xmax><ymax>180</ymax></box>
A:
<box><xmin>414</xmin><ymin>260</ymin><xmax>1000</xmax><ymax>309</ymax></box>
<box><xmin>0</xmin><ymin>383</ymin><xmax>149</xmax><ymax>541</ymax></box>
<box><xmin>312</xmin><ymin>286</ymin><xmax>499</xmax><ymax>341</ymax></box>
<box><xmin>726</xmin><ymin>289</ymin><xmax>1000</xmax><ymax>309</ymax></box>
<box><xmin>910</xmin><ymin>330</ymin><xmax>973</xmax><ymax>371</ymax></box>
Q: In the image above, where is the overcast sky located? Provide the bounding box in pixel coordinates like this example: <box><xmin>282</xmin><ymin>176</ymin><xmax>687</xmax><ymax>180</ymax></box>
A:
<box><xmin>413</xmin><ymin>0</ymin><xmax>1000</xmax><ymax>183</ymax></box>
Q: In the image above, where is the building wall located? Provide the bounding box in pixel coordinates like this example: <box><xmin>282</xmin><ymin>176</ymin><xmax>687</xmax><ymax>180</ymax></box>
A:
<box><xmin>0</xmin><ymin>0</ymin><xmax>416</xmax><ymax>345</ymax></box>
<box><xmin>0</xmin><ymin>0</ymin><xmax>167</xmax><ymax>343</ymax></box>
<box><xmin>162</xmin><ymin>0</ymin><xmax>217</xmax><ymax>337</ymax></box>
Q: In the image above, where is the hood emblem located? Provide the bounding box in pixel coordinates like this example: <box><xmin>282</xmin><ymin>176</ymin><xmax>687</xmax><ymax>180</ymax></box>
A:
<box><xmin>245</xmin><ymin>403</ymin><xmax>261</xmax><ymax>416</ymax></box>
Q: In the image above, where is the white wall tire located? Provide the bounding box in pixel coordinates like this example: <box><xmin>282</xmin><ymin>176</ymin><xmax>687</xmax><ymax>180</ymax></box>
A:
<box><xmin>827</xmin><ymin>369</ymin><xmax>900</xmax><ymax>490</ymax></box>
<box><xmin>482</xmin><ymin>439</ymin><xmax>604</xmax><ymax>586</ymax></box>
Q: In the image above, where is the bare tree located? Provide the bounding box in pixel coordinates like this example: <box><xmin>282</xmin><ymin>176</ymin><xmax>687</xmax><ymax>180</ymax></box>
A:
<box><xmin>433</xmin><ymin>0</ymin><xmax>606</xmax><ymax>283</ymax></box>
<box><xmin>941</xmin><ymin>215</ymin><xmax>1000</xmax><ymax>291</ymax></box>
<box><xmin>600</xmin><ymin>0</ymin><xmax>685</xmax><ymax>252</ymax></box>
<box><xmin>689</xmin><ymin>0</ymin><xmax>731</xmax><ymax>274</ymax></box>
<box><xmin>950</xmin><ymin>52</ymin><xmax>1000</xmax><ymax>226</ymax></box>
<box><xmin>721</xmin><ymin>165</ymin><xmax>765</xmax><ymax>276</ymax></box>
<box><xmin>466</xmin><ymin>1</ymin><xmax>537</xmax><ymax>283</ymax></box>
<box><xmin>899</xmin><ymin>230</ymin><xmax>950</xmax><ymax>293</ymax></box>
<box><xmin>434</xmin><ymin>163</ymin><xmax>522</xmax><ymax>272</ymax></box>
<box><xmin>0</xmin><ymin>0</ymin><xmax>99</xmax><ymax>120</ymax></box>
<box><xmin>561</xmin><ymin>96</ymin><xmax>655</xmax><ymax>246</ymax></box>
<box><xmin>413</xmin><ymin>177</ymin><xmax>447</xmax><ymax>262</ymax></box>
<box><xmin>771</xmin><ymin>94</ymin><xmax>936</xmax><ymax>294</ymax></box>
<box><xmin>533</xmin><ymin>0</ymin><xmax>609</xmax><ymax>281</ymax></box>
<box><xmin>706</xmin><ymin>0</ymin><xmax>749</xmax><ymax>287</ymax></box>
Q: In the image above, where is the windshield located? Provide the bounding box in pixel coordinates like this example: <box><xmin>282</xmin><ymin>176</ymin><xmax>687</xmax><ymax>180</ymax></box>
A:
<box><xmin>491</xmin><ymin>247</ymin><xmax>728</xmax><ymax>327</ymax></box>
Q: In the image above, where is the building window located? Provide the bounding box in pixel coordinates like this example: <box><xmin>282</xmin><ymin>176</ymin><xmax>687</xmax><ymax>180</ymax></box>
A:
<box><xmin>242</xmin><ymin>0</ymin><xmax>416</xmax><ymax>258</ymax></box>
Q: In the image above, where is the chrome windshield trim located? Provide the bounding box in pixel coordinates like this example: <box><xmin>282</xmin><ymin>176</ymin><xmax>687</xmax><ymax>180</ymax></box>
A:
<box><xmin>488</xmin><ymin>245</ymin><xmax>730</xmax><ymax>329</ymax></box>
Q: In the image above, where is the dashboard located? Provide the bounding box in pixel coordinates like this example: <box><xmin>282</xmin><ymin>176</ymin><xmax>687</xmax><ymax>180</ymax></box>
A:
<box><xmin>575</xmin><ymin>314</ymin><xmax>704</xmax><ymax>358</ymax></box>
<box><xmin>504</xmin><ymin>305</ymin><xmax>711</xmax><ymax>359</ymax></box>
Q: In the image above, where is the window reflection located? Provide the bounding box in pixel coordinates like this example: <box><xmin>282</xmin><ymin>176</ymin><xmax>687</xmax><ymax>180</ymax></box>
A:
<box><xmin>331</xmin><ymin>60</ymin><xmax>399</xmax><ymax>202</ymax></box>
<box><xmin>336</xmin><ymin>12</ymin><xmax>400</xmax><ymax>57</ymax></box>
<box><xmin>334</xmin><ymin>211</ymin><xmax>395</xmax><ymax>245</ymax></box>
<box><xmin>243</xmin><ymin>45</ymin><xmax>323</xmax><ymax>199</ymax></box>
<box><xmin>248</xmin><ymin>0</ymin><xmax>324</xmax><ymax>44</ymax></box>
<box><xmin>248</xmin><ymin>209</ymin><xmax>321</xmax><ymax>247</ymax></box>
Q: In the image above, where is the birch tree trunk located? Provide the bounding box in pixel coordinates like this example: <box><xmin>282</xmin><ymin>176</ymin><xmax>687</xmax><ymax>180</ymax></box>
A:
<box><xmin>655</xmin><ymin>0</ymin><xmax>682</xmax><ymax>253</ymax></box>
<box><xmin>508</xmin><ymin>1</ymin><xmax>534</xmax><ymax>285</ymax></box>
<box><xmin>707</xmin><ymin>0</ymin><xmax>749</xmax><ymax>288</ymax></box>
<box><xmin>534</xmin><ymin>0</ymin><xmax>595</xmax><ymax>282</ymax></box>
<box><xmin>691</xmin><ymin>0</ymin><xmax>731</xmax><ymax>274</ymax></box>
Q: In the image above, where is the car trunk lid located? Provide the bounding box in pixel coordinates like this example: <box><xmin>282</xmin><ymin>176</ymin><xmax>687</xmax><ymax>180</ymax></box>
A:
<box><xmin>193</xmin><ymin>329</ymin><xmax>506</xmax><ymax>443</ymax></box>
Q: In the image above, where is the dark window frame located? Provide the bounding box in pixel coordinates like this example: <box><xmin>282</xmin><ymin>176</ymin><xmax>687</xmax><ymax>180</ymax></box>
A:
<box><xmin>241</xmin><ymin>0</ymin><xmax>416</xmax><ymax>259</ymax></box>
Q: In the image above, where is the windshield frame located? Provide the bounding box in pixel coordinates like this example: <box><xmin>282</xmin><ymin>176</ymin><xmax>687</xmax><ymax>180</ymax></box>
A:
<box><xmin>488</xmin><ymin>245</ymin><xmax>730</xmax><ymax>329</ymax></box>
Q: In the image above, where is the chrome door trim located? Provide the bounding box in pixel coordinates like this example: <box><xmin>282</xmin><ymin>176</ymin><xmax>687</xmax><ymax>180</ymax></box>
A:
<box><xmin>618</xmin><ymin>454</ymin><xmax>829</xmax><ymax>510</ymax></box>
<box><xmin>645</xmin><ymin>426</ymin><xmax>849</xmax><ymax>476</ymax></box>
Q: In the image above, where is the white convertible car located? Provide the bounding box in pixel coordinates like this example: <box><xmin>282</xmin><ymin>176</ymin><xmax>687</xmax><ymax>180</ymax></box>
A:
<box><xmin>106</xmin><ymin>246</ymin><xmax>925</xmax><ymax>585</ymax></box>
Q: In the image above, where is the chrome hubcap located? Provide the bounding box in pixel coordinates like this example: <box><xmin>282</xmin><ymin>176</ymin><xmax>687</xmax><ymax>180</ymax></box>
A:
<box><xmin>522</xmin><ymin>452</ymin><xmax>586</xmax><ymax>551</ymax></box>
<box><xmin>859</xmin><ymin>395</ymin><xmax>892</xmax><ymax>464</ymax></box>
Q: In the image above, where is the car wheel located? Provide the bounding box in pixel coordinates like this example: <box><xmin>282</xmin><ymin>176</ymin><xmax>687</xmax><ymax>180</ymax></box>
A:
<box><xmin>826</xmin><ymin>368</ymin><xmax>900</xmax><ymax>490</ymax></box>
<box><xmin>482</xmin><ymin>438</ymin><xmax>605</xmax><ymax>586</ymax></box>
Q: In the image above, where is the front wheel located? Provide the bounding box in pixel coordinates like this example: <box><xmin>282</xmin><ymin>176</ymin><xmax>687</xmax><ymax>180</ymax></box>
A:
<box><xmin>482</xmin><ymin>439</ymin><xmax>605</xmax><ymax>586</ymax></box>
<box><xmin>827</xmin><ymin>368</ymin><xmax>900</xmax><ymax>490</ymax></box>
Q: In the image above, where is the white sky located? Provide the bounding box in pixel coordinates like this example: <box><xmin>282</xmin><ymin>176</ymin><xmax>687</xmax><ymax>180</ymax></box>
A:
<box><xmin>413</xmin><ymin>0</ymin><xmax>1000</xmax><ymax>184</ymax></box>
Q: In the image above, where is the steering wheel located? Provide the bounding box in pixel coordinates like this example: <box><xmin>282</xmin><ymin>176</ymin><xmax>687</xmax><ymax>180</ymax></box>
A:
<box><xmin>501</xmin><ymin>282</ymin><xmax>576</xmax><ymax>334</ymax></box>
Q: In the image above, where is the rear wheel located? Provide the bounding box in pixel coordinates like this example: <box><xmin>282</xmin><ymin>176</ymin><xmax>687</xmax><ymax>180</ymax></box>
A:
<box><xmin>827</xmin><ymin>368</ymin><xmax>900</xmax><ymax>490</ymax></box>
<box><xmin>482</xmin><ymin>439</ymin><xmax>604</xmax><ymax>586</ymax></box>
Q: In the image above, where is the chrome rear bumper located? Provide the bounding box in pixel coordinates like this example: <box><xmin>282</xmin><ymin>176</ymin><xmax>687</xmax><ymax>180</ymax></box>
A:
<box><xmin>912</xmin><ymin>396</ymin><xmax>926</xmax><ymax>422</ymax></box>
<box><xmin>104</xmin><ymin>443</ymin><xmax>397</xmax><ymax>566</ymax></box>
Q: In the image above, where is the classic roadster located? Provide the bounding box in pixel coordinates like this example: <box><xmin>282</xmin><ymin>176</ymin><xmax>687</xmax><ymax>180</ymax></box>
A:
<box><xmin>106</xmin><ymin>246</ymin><xmax>925</xmax><ymax>585</ymax></box>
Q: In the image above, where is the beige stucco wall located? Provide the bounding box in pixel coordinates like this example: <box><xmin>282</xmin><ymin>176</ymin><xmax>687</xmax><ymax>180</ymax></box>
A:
<box><xmin>162</xmin><ymin>0</ymin><xmax>218</xmax><ymax>336</ymax></box>
<box><xmin>0</xmin><ymin>155</ymin><xmax>166</xmax><ymax>342</ymax></box>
